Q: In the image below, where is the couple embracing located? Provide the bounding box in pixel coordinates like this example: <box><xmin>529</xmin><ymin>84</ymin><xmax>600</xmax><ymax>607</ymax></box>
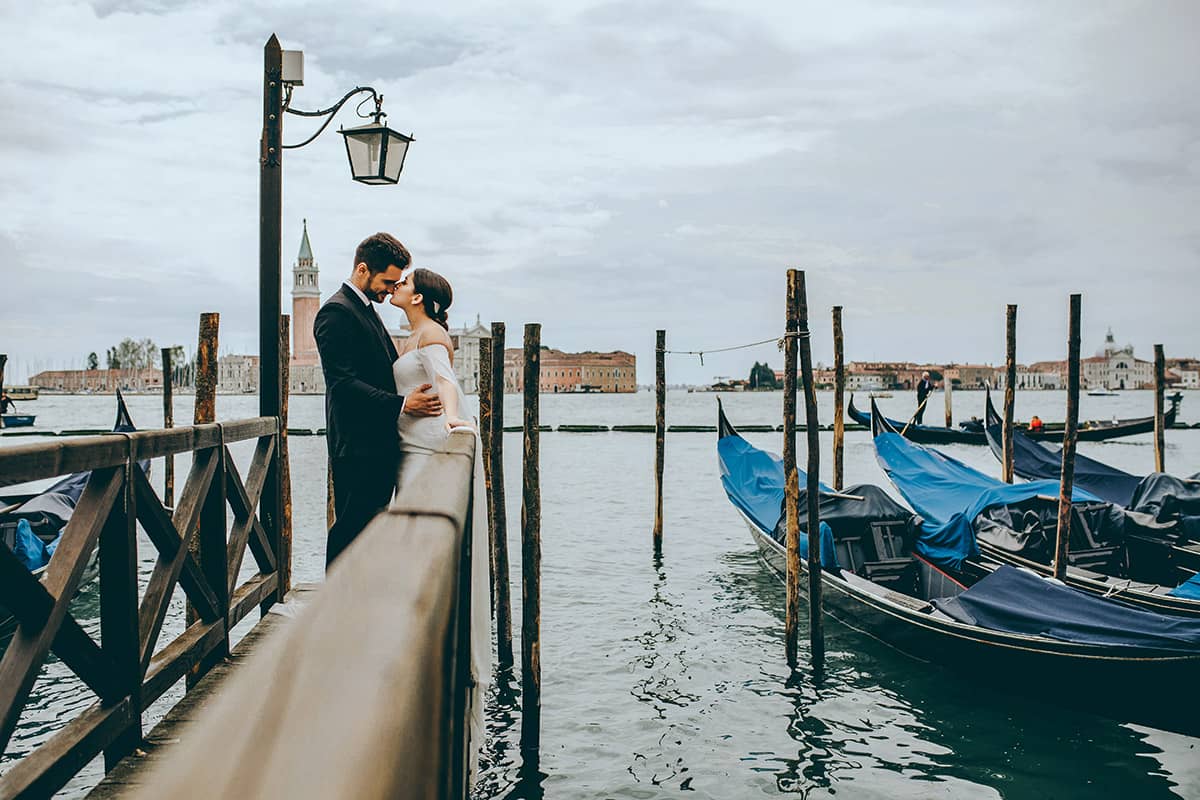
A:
<box><xmin>313</xmin><ymin>232</ymin><xmax>491</xmax><ymax>767</ymax></box>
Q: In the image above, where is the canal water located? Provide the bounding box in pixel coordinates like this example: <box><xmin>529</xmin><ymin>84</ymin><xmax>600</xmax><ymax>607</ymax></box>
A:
<box><xmin>2</xmin><ymin>390</ymin><xmax>1198</xmax><ymax>798</ymax></box>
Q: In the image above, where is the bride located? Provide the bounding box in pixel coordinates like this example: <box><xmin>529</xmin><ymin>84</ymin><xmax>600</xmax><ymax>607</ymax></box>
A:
<box><xmin>389</xmin><ymin>267</ymin><xmax>491</xmax><ymax>781</ymax></box>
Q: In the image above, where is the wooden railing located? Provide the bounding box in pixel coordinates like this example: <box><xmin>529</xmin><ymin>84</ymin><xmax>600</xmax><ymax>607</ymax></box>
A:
<box><xmin>120</xmin><ymin>431</ymin><xmax>479</xmax><ymax>800</ymax></box>
<box><xmin>0</xmin><ymin>417</ymin><xmax>286</xmax><ymax>799</ymax></box>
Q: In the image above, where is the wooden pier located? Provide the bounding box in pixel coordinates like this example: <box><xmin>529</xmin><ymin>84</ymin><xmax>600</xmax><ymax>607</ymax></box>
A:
<box><xmin>0</xmin><ymin>420</ymin><xmax>481</xmax><ymax>799</ymax></box>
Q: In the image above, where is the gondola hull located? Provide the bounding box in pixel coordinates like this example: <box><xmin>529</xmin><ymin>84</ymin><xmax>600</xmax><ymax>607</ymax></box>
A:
<box><xmin>742</xmin><ymin>514</ymin><xmax>1200</xmax><ymax>733</ymax></box>
<box><xmin>848</xmin><ymin>394</ymin><xmax>1180</xmax><ymax>445</ymax></box>
<box><xmin>1</xmin><ymin>415</ymin><xmax>36</xmax><ymax>428</ymax></box>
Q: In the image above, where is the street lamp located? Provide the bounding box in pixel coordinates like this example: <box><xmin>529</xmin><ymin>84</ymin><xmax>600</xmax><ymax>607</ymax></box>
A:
<box><xmin>257</xmin><ymin>34</ymin><xmax>414</xmax><ymax>586</ymax></box>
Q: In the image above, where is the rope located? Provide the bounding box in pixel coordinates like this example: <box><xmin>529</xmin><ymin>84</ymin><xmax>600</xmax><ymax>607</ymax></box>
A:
<box><xmin>659</xmin><ymin>331</ymin><xmax>808</xmax><ymax>366</ymax></box>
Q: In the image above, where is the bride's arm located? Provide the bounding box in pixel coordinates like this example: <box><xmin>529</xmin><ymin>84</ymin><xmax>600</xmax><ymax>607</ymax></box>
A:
<box><xmin>420</xmin><ymin>336</ymin><xmax>470</xmax><ymax>429</ymax></box>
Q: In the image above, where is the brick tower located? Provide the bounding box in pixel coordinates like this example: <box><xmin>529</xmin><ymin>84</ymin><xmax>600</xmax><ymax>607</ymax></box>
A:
<box><xmin>291</xmin><ymin>219</ymin><xmax>321</xmax><ymax>366</ymax></box>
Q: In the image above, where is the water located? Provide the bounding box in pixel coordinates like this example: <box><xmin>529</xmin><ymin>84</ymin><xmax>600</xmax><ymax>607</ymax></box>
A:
<box><xmin>3</xmin><ymin>390</ymin><xmax>1199</xmax><ymax>798</ymax></box>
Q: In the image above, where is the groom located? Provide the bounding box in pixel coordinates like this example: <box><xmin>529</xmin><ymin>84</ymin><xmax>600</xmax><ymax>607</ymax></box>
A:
<box><xmin>314</xmin><ymin>232</ymin><xmax>443</xmax><ymax>569</ymax></box>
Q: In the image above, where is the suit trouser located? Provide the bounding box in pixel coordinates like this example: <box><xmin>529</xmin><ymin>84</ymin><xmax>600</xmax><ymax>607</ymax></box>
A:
<box><xmin>326</xmin><ymin>452</ymin><xmax>399</xmax><ymax>570</ymax></box>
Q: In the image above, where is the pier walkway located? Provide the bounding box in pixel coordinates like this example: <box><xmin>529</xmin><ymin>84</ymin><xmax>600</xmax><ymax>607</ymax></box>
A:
<box><xmin>0</xmin><ymin>420</ymin><xmax>479</xmax><ymax>800</ymax></box>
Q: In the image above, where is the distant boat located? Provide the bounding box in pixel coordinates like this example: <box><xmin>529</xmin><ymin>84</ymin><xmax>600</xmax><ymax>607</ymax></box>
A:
<box><xmin>868</xmin><ymin>391</ymin><xmax>893</xmax><ymax>398</ymax></box>
<box><xmin>717</xmin><ymin>399</ymin><xmax>1200</xmax><ymax>733</ymax></box>
<box><xmin>1088</xmin><ymin>389</ymin><xmax>1118</xmax><ymax>397</ymax></box>
<box><xmin>847</xmin><ymin>391</ymin><xmax>1183</xmax><ymax>445</ymax></box>
<box><xmin>0</xmin><ymin>415</ymin><xmax>35</xmax><ymax>428</ymax></box>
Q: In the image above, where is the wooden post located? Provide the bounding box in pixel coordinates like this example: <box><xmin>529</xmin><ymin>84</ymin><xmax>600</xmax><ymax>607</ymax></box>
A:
<box><xmin>161</xmin><ymin>347</ymin><xmax>175</xmax><ymax>506</ymax></box>
<box><xmin>520</xmin><ymin>323</ymin><xmax>542</xmax><ymax>756</ymax></box>
<box><xmin>479</xmin><ymin>336</ymin><xmax>495</xmax><ymax>618</ymax></box>
<box><xmin>0</xmin><ymin>354</ymin><xmax>6</xmax><ymax>430</ymax></box>
<box><xmin>100</xmin><ymin>450</ymin><xmax>140</xmax><ymax>768</ymax></box>
<box><xmin>326</xmin><ymin>463</ymin><xmax>336</xmax><ymax>530</ymax></box>
<box><xmin>782</xmin><ymin>272</ymin><xmax>800</xmax><ymax>669</ymax></box>
<box><xmin>1002</xmin><ymin>305</ymin><xmax>1017</xmax><ymax>483</ymax></box>
<box><xmin>653</xmin><ymin>330</ymin><xmax>666</xmax><ymax>555</ymax></box>
<box><xmin>1154</xmin><ymin>344</ymin><xmax>1166</xmax><ymax>473</ymax></box>
<box><xmin>490</xmin><ymin>324</ymin><xmax>514</xmax><ymax>670</ymax></box>
<box><xmin>797</xmin><ymin>271</ymin><xmax>824</xmax><ymax>669</ymax></box>
<box><xmin>832</xmin><ymin>307</ymin><xmax>845</xmax><ymax>491</ymax></box>
<box><xmin>189</xmin><ymin>312</ymin><xmax>223</xmax><ymax>687</ymax></box>
<box><xmin>944</xmin><ymin>372</ymin><xmax>953</xmax><ymax>429</ymax></box>
<box><xmin>276</xmin><ymin>315</ymin><xmax>292</xmax><ymax>601</ymax></box>
<box><xmin>1053</xmin><ymin>294</ymin><xmax>1082</xmax><ymax>581</ymax></box>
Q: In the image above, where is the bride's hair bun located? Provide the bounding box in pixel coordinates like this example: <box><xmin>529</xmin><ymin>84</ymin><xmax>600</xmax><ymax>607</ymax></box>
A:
<box><xmin>411</xmin><ymin>268</ymin><xmax>453</xmax><ymax>331</ymax></box>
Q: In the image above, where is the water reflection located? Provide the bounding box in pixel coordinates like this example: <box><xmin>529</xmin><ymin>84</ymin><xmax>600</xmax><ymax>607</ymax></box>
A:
<box><xmin>728</xmin><ymin>546</ymin><xmax>1185</xmax><ymax>798</ymax></box>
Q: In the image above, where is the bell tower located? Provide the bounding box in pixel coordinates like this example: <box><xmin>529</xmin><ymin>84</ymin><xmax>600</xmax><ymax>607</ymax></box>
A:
<box><xmin>291</xmin><ymin>219</ymin><xmax>321</xmax><ymax>366</ymax></box>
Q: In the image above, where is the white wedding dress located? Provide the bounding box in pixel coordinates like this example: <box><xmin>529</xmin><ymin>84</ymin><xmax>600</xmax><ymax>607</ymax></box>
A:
<box><xmin>392</xmin><ymin>343</ymin><xmax>491</xmax><ymax>784</ymax></box>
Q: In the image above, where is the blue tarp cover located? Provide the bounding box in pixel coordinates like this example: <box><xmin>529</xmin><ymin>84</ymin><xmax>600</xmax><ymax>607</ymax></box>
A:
<box><xmin>1169</xmin><ymin>572</ymin><xmax>1200</xmax><ymax>600</ymax></box>
<box><xmin>717</xmin><ymin>431</ymin><xmax>838</xmax><ymax>568</ymax></box>
<box><xmin>989</xmin><ymin>422</ymin><xmax>1142</xmax><ymax>507</ymax></box>
<box><xmin>873</xmin><ymin>431</ymin><xmax>1099</xmax><ymax>569</ymax></box>
<box><xmin>934</xmin><ymin>565</ymin><xmax>1200</xmax><ymax>653</ymax></box>
<box><xmin>13</xmin><ymin>519</ymin><xmax>49</xmax><ymax>571</ymax></box>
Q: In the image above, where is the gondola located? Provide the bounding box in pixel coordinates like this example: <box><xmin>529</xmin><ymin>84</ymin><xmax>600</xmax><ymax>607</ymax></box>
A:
<box><xmin>1</xmin><ymin>414</ymin><xmax>36</xmax><ymax>428</ymax></box>
<box><xmin>868</xmin><ymin>398</ymin><xmax>1200</xmax><ymax>618</ymax></box>
<box><xmin>1</xmin><ymin>392</ymin><xmax>146</xmax><ymax>637</ymax></box>
<box><xmin>981</xmin><ymin>391</ymin><xmax>1200</xmax><ymax>576</ymax></box>
<box><xmin>717</xmin><ymin>400</ymin><xmax>1200</xmax><ymax>732</ymax></box>
<box><xmin>847</xmin><ymin>391</ymin><xmax>1182</xmax><ymax>445</ymax></box>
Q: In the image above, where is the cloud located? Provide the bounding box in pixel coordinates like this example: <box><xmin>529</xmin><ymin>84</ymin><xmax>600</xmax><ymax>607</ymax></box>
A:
<box><xmin>0</xmin><ymin>0</ymin><xmax>1196</xmax><ymax>384</ymax></box>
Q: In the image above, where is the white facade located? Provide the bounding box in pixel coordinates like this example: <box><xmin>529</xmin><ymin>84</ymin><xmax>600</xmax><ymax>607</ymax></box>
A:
<box><xmin>1082</xmin><ymin>329</ymin><xmax>1153</xmax><ymax>389</ymax></box>
<box><xmin>847</xmin><ymin>372</ymin><xmax>887</xmax><ymax>391</ymax></box>
<box><xmin>218</xmin><ymin>355</ymin><xmax>259</xmax><ymax>394</ymax></box>
<box><xmin>451</xmin><ymin>316</ymin><xmax>490</xmax><ymax>395</ymax></box>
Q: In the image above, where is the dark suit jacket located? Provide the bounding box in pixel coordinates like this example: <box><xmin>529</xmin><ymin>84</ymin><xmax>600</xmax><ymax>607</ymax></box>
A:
<box><xmin>314</xmin><ymin>284</ymin><xmax>404</xmax><ymax>460</ymax></box>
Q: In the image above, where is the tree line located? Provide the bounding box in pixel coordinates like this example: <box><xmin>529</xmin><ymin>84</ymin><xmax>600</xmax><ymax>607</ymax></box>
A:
<box><xmin>86</xmin><ymin>339</ymin><xmax>186</xmax><ymax>371</ymax></box>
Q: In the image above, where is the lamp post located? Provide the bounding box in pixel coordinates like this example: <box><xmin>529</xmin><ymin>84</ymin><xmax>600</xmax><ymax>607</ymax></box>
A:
<box><xmin>258</xmin><ymin>34</ymin><xmax>414</xmax><ymax>594</ymax></box>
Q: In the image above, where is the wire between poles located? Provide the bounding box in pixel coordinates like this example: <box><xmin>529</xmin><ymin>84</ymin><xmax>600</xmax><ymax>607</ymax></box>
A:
<box><xmin>658</xmin><ymin>331</ymin><xmax>808</xmax><ymax>366</ymax></box>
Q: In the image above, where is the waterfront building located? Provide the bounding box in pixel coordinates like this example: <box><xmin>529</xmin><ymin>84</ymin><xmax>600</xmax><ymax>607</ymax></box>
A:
<box><xmin>29</xmin><ymin>368</ymin><xmax>162</xmax><ymax>393</ymax></box>
<box><xmin>504</xmin><ymin>348</ymin><xmax>637</xmax><ymax>393</ymax></box>
<box><xmin>1167</xmin><ymin>359</ymin><xmax>1200</xmax><ymax>389</ymax></box>
<box><xmin>218</xmin><ymin>355</ymin><xmax>259</xmax><ymax>394</ymax></box>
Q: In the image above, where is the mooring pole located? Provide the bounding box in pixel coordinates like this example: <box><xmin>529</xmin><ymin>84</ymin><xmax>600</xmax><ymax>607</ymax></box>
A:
<box><xmin>782</xmin><ymin>272</ymin><xmax>800</xmax><ymax>669</ymax></box>
<box><xmin>797</xmin><ymin>271</ymin><xmax>824</xmax><ymax>670</ymax></box>
<box><xmin>832</xmin><ymin>307</ymin><xmax>845</xmax><ymax>492</ymax></box>
<box><xmin>490</xmin><ymin>324</ymin><xmax>514</xmax><ymax>670</ymax></box>
<box><xmin>1154</xmin><ymin>344</ymin><xmax>1166</xmax><ymax>473</ymax></box>
<box><xmin>520</xmin><ymin>323</ymin><xmax>542</xmax><ymax>757</ymax></box>
<box><xmin>1003</xmin><ymin>305</ymin><xmax>1017</xmax><ymax>483</ymax></box>
<box><xmin>654</xmin><ymin>329</ymin><xmax>666</xmax><ymax>556</ymax></box>
<box><xmin>1053</xmin><ymin>294</ymin><xmax>1082</xmax><ymax>581</ymax></box>
<box><xmin>161</xmin><ymin>347</ymin><xmax>175</xmax><ymax>507</ymax></box>
<box><xmin>479</xmin><ymin>336</ymin><xmax>496</xmax><ymax>617</ymax></box>
<box><xmin>189</xmin><ymin>312</ymin><xmax>221</xmax><ymax>687</ymax></box>
<box><xmin>944</xmin><ymin>372</ymin><xmax>953</xmax><ymax>429</ymax></box>
<box><xmin>326</xmin><ymin>464</ymin><xmax>335</xmax><ymax>531</ymax></box>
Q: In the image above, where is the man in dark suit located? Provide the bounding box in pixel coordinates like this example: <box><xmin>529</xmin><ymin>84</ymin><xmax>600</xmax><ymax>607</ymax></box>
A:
<box><xmin>314</xmin><ymin>232</ymin><xmax>443</xmax><ymax>569</ymax></box>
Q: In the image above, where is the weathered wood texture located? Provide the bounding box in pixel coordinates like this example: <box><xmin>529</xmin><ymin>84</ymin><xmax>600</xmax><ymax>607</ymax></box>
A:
<box><xmin>1003</xmin><ymin>304</ymin><xmax>1017</xmax><ymax>483</ymax></box>
<box><xmin>490</xmin><ymin>324</ymin><xmax>513</xmax><ymax>670</ymax></box>
<box><xmin>187</xmin><ymin>313</ymin><xmax>219</xmax><ymax>674</ymax></box>
<box><xmin>654</xmin><ymin>330</ymin><xmax>666</xmax><ymax>554</ymax></box>
<box><xmin>277</xmin><ymin>314</ymin><xmax>292</xmax><ymax>601</ymax></box>
<box><xmin>478</xmin><ymin>336</ymin><xmax>495</xmax><ymax>617</ymax></box>
<box><xmin>521</xmin><ymin>324</ymin><xmax>542</xmax><ymax>756</ymax></box>
<box><xmin>796</xmin><ymin>271</ymin><xmax>824</xmax><ymax>669</ymax></box>
<box><xmin>1054</xmin><ymin>294</ymin><xmax>1082</xmax><ymax>580</ymax></box>
<box><xmin>0</xmin><ymin>406</ymin><xmax>286</xmax><ymax>799</ymax></box>
<box><xmin>782</xmin><ymin>272</ymin><xmax>800</xmax><ymax>669</ymax></box>
<box><xmin>104</xmin><ymin>434</ymin><xmax>479</xmax><ymax>800</ymax></box>
<box><xmin>1154</xmin><ymin>344</ymin><xmax>1166</xmax><ymax>472</ymax></box>
<box><xmin>161</xmin><ymin>347</ymin><xmax>174</xmax><ymax>506</ymax></box>
<box><xmin>944</xmin><ymin>372</ymin><xmax>953</xmax><ymax>429</ymax></box>
<box><xmin>832</xmin><ymin>306</ymin><xmax>844</xmax><ymax>491</ymax></box>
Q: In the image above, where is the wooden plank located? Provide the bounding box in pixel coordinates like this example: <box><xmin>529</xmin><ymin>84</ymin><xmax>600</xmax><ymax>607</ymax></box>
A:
<box><xmin>0</xmin><ymin>466</ymin><xmax>124</xmax><ymax>754</ymax></box>
<box><xmin>277</xmin><ymin>315</ymin><xmax>292</xmax><ymax>604</ymax></box>
<box><xmin>219</xmin><ymin>417</ymin><xmax>278</xmax><ymax>444</ymax></box>
<box><xmin>224</xmin><ymin>439</ymin><xmax>277</xmax><ymax>594</ymax></box>
<box><xmin>141</xmin><ymin>619</ymin><xmax>227</xmax><ymax>709</ymax></box>
<box><xmin>1154</xmin><ymin>344</ymin><xmax>1166</xmax><ymax>472</ymax></box>
<box><xmin>228</xmin><ymin>573</ymin><xmax>278</xmax><ymax>628</ymax></box>
<box><xmin>131</xmin><ymin>467</ymin><xmax>220</xmax><ymax>623</ymax></box>
<box><xmin>162</xmin><ymin>347</ymin><xmax>175</xmax><ymax>507</ymax></box>
<box><xmin>832</xmin><ymin>306</ymin><xmax>845</xmax><ymax>491</ymax></box>
<box><xmin>101</xmin><ymin>460</ymin><xmax>142</xmax><ymax>769</ymax></box>
<box><xmin>0</xmin><ymin>699</ymin><xmax>134</xmax><ymax>800</ymax></box>
<box><xmin>138</xmin><ymin>448</ymin><xmax>218</xmax><ymax>673</ymax></box>
<box><xmin>1003</xmin><ymin>304</ymin><xmax>1017</xmax><ymax>483</ymax></box>
<box><xmin>0</xmin><ymin>438</ymin><xmax>128</xmax><ymax>488</ymax></box>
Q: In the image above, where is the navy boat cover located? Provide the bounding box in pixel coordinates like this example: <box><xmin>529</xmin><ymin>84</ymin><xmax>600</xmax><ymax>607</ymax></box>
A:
<box><xmin>934</xmin><ymin>565</ymin><xmax>1200</xmax><ymax>653</ymax></box>
<box><xmin>873</xmin><ymin>430</ymin><xmax>1099</xmax><ymax>569</ymax></box>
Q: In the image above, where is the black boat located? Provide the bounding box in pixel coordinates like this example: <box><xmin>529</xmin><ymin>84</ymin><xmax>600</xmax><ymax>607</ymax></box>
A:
<box><xmin>868</xmin><ymin>397</ymin><xmax>1200</xmax><ymax>618</ymax></box>
<box><xmin>717</xmin><ymin>400</ymin><xmax>1200</xmax><ymax>732</ymax></box>
<box><xmin>847</xmin><ymin>391</ymin><xmax>1182</xmax><ymax>445</ymax></box>
<box><xmin>1</xmin><ymin>392</ymin><xmax>147</xmax><ymax>636</ymax></box>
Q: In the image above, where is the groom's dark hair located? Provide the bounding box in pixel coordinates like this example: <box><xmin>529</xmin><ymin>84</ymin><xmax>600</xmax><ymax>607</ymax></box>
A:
<box><xmin>354</xmin><ymin>233</ymin><xmax>411</xmax><ymax>274</ymax></box>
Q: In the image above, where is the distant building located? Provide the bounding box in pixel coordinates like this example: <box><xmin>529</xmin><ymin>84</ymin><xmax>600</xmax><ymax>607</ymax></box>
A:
<box><xmin>504</xmin><ymin>348</ymin><xmax>637</xmax><ymax>393</ymax></box>
<box><xmin>1167</xmin><ymin>359</ymin><xmax>1200</xmax><ymax>389</ymax></box>
<box><xmin>1080</xmin><ymin>328</ymin><xmax>1153</xmax><ymax>390</ymax></box>
<box><xmin>29</xmin><ymin>368</ymin><xmax>162</xmax><ymax>393</ymax></box>
<box><xmin>218</xmin><ymin>355</ymin><xmax>259</xmax><ymax>394</ymax></box>
<box><xmin>944</xmin><ymin>364</ymin><xmax>996</xmax><ymax>389</ymax></box>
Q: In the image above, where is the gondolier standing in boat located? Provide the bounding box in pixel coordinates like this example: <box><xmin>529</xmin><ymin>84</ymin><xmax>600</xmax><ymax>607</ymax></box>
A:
<box><xmin>314</xmin><ymin>232</ymin><xmax>444</xmax><ymax>570</ymax></box>
<box><xmin>0</xmin><ymin>392</ymin><xmax>14</xmax><ymax>414</ymax></box>
<box><xmin>914</xmin><ymin>372</ymin><xmax>934</xmax><ymax>424</ymax></box>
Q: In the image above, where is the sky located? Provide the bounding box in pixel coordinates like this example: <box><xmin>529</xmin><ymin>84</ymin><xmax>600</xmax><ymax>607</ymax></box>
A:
<box><xmin>1</xmin><ymin>0</ymin><xmax>1197</xmax><ymax>385</ymax></box>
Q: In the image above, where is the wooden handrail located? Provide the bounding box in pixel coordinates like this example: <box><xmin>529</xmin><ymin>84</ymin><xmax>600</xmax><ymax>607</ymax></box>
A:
<box><xmin>124</xmin><ymin>431</ymin><xmax>478</xmax><ymax>800</ymax></box>
<box><xmin>0</xmin><ymin>418</ymin><xmax>278</xmax><ymax>487</ymax></box>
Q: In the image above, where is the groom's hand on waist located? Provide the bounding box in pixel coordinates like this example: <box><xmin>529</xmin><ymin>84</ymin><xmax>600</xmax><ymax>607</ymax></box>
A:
<box><xmin>402</xmin><ymin>384</ymin><xmax>443</xmax><ymax>417</ymax></box>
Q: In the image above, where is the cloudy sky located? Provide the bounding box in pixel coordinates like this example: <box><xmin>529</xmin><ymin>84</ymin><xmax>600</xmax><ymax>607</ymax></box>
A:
<box><xmin>1</xmin><ymin>0</ymin><xmax>1197</xmax><ymax>384</ymax></box>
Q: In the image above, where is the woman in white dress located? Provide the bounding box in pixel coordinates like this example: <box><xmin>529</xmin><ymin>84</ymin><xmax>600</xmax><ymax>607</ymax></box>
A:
<box><xmin>388</xmin><ymin>267</ymin><xmax>491</xmax><ymax>783</ymax></box>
